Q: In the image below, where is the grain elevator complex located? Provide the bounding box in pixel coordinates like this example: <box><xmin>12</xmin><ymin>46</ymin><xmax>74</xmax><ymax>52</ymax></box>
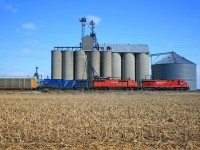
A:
<box><xmin>51</xmin><ymin>43</ymin><xmax>149</xmax><ymax>86</ymax></box>
<box><xmin>51</xmin><ymin>17</ymin><xmax>197</xmax><ymax>90</ymax></box>
<box><xmin>51</xmin><ymin>17</ymin><xmax>149</xmax><ymax>87</ymax></box>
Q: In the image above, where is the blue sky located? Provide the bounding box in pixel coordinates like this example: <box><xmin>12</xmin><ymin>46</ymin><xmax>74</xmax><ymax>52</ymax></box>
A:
<box><xmin>0</xmin><ymin>0</ymin><xmax>200</xmax><ymax>88</ymax></box>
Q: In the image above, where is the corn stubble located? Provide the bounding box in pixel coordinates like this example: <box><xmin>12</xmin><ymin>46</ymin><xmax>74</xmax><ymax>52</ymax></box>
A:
<box><xmin>0</xmin><ymin>91</ymin><xmax>199</xmax><ymax>149</ymax></box>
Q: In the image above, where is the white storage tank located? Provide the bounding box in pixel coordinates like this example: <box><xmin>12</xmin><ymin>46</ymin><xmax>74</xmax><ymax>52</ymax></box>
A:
<box><xmin>112</xmin><ymin>52</ymin><xmax>121</xmax><ymax>79</ymax></box>
<box><xmin>88</xmin><ymin>51</ymin><xmax>100</xmax><ymax>79</ymax></box>
<box><xmin>122</xmin><ymin>53</ymin><xmax>135</xmax><ymax>80</ymax></box>
<box><xmin>51</xmin><ymin>50</ymin><xmax>62</xmax><ymax>79</ymax></box>
<box><xmin>152</xmin><ymin>53</ymin><xmax>197</xmax><ymax>90</ymax></box>
<box><xmin>100</xmin><ymin>51</ymin><xmax>112</xmax><ymax>78</ymax></box>
<box><xmin>74</xmin><ymin>51</ymin><xmax>87</xmax><ymax>80</ymax></box>
<box><xmin>136</xmin><ymin>53</ymin><xmax>149</xmax><ymax>86</ymax></box>
<box><xmin>62</xmin><ymin>51</ymin><xmax>74</xmax><ymax>80</ymax></box>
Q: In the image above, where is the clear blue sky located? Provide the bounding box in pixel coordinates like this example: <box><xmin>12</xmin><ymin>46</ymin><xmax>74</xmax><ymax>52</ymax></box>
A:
<box><xmin>0</xmin><ymin>0</ymin><xmax>200</xmax><ymax>88</ymax></box>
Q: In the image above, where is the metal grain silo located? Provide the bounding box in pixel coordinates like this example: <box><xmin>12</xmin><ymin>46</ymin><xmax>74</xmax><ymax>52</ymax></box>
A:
<box><xmin>74</xmin><ymin>51</ymin><xmax>87</xmax><ymax>80</ymax></box>
<box><xmin>152</xmin><ymin>53</ymin><xmax>197</xmax><ymax>90</ymax></box>
<box><xmin>136</xmin><ymin>53</ymin><xmax>149</xmax><ymax>86</ymax></box>
<box><xmin>112</xmin><ymin>52</ymin><xmax>121</xmax><ymax>79</ymax></box>
<box><xmin>88</xmin><ymin>51</ymin><xmax>100</xmax><ymax>83</ymax></box>
<box><xmin>51</xmin><ymin>50</ymin><xmax>62</xmax><ymax>79</ymax></box>
<box><xmin>62</xmin><ymin>51</ymin><xmax>74</xmax><ymax>80</ymax></box>
<box><xmin>100</xmin><ymin>51</ymin><xmax>112</xmax><ymax>78</ymax></box>
<box><xmin>122</xmin><ymin>53</ymin><xmax>135</xmax><ymax>80</ymax></box>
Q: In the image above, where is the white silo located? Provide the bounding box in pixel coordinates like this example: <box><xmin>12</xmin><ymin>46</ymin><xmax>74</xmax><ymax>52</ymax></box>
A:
<box><xmin>122</xmin><ymin>53</ymin><xmax>135</xmax><ymax>80</ymax></box>
<box><xmin>87</xmin><ymin>51</ymin><xmax>100</xmax><ymax>84</ymax></box>
<box><xmin>51</xmin><ymin>50</ymin><xmax>62</xmax><ymax>79</ymax></box>
<box><xmin>74</xmin><ymin>51</ymin><xmax>87</xmax><ymax>80</ymax></box>
<box><xmin>136</xmin><ymin>53</ymin><xmax>149</xmax><ymax>86</ymax></box>
<box><xmin>100</xmin><ymin>51</ymin><xmax>112</xmax><ymax>78</ymax></box>
<box><xmin>62</xmin><ymin>51</ymin><xmax>74</xmax><ymax>80</ymax></box>
<box><xmin>112</xmin><ymin>52</ymin><xmax>121</xmax><ymax>79</ymax></box>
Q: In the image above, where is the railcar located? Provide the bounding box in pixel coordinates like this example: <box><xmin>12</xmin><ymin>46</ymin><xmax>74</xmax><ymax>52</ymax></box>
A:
<box><xmin>93</xmin><ymin>79</ymin><xmax>138</xmax><ymax>90</ymax></box>
<box><xmin>40</xmin><ymin>79</ymin><xmax>89</xmax><ymax>90</ymax></box>
<box><xmin>0</xmin><ymin>77</ymin><xmax>37</xmax><ymax>90</ymax></box>
<box><xmin>141</xmin><ymin>79</ymin><xmax>189</xmax><ymax>91</ymax></box>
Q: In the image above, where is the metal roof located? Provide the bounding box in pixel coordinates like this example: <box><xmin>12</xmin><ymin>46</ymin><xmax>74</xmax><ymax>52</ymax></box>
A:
<box><xmin>154</xmin><ymin>53</ymin><xmax>195</xmax><ymax>64</ymax></box>
<box><xmin>99</xmin><ymin>44</ymin><xmax>149</xmax><ymax>53</ymax></box>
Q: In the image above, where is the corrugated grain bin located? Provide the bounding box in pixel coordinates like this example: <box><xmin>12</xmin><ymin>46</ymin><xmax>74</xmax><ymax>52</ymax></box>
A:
<box><xmin>152</xmin><ymin>53</ymin><xmax>197</xmax><ymax>90</ymax></box>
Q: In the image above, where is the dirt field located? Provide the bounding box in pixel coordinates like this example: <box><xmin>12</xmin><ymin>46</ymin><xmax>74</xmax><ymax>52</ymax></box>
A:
<box><xmin>0</xmin><ymin>91</ymin><xmax>199</xmax><ymax>149</ymax></box>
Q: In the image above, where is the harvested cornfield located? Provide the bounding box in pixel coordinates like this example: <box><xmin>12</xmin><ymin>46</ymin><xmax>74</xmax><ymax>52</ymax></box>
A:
<box><xmin>0</xmin><ymin>91</ymin><xmax>199</xmax><ymax>149</ymax></box>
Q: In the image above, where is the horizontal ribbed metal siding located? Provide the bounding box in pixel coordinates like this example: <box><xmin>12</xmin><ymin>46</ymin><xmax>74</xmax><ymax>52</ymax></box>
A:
<box><xmin>152</xmin><ymin>64</ymin><xmax>197</xmax><ymax>90</ymax></box>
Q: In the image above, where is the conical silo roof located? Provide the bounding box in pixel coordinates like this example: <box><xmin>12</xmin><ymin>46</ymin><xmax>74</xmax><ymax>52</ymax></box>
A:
<box><xmin>154</xmin><ymin>52</ymin><xmax>195</xmax><ymax>64</ymax></box>
<box><xmin>152</xmin><ymin>52</ymin><xmax>197</xmax><ymax>90</ymax></box>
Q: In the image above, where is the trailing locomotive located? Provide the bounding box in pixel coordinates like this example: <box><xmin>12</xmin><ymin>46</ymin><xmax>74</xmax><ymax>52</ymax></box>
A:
<box><xmin>141</xmin><ymin>79</ymin><xmax>190</xmax><ymax>91</ymax></box>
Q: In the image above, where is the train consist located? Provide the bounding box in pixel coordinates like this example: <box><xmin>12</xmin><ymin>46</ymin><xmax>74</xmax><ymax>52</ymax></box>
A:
<box><xmin>0</xmin><ymin>77</ymin><xmax>190</xmax><ymax>91</ymax></box>
<box><xmin>40</xmin><ymin>77</ymin><xmax>138</xmax><ymax>90</ymax></box>
<box><xmin>39</xmin><ymin>78</ymin><xmax>189</xmax><ymax>91</ymax></box>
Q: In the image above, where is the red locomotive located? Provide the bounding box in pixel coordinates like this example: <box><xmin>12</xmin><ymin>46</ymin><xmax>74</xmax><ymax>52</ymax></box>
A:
<box><xmin>141</xmin><ymin>79</ymin><xmax>189</xmax><ymax>91</ymax></box>
<box><xmin>93</xmin><ymin>78</ymin><xmax>137</xmax><ymax>90</ymax></box>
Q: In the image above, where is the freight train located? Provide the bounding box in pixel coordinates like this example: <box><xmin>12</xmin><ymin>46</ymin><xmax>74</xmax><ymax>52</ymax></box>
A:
<box><xmin>0</xmin><ymin>77</ymin><xmax>190</xmax><ymax>91</ymax></box>
<box><xmin>39</xmin><ymin>78</ymin><xmax>189</xmax><ymax>91</ymax></box>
